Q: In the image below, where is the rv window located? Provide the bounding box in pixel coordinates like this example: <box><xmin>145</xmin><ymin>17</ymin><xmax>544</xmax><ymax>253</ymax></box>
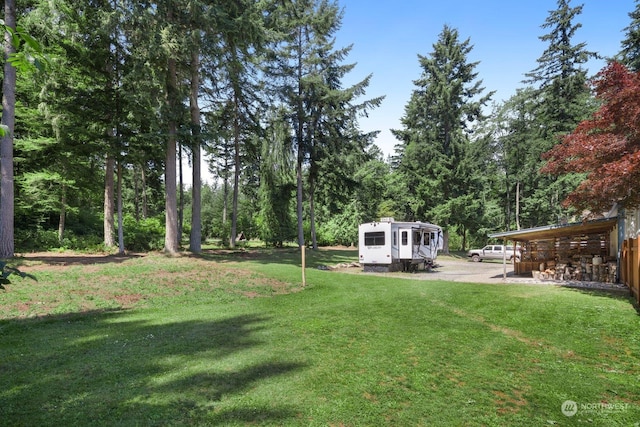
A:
<box><xmin>364</xmin><ymin>231</ymin><xmax>385</xmax><ymax>246</ymax></box>
<box><xmin>401</xmin><ymin>231</ymin><xmax>408</xmax><ymax>245</ymax></box>
<box><xmin>423</xmin><ymin>233</ymin><xmax>430</xmax><ymax>245</ymax></box>
<box><xmin>393</xmin><ymin>231</ymin><xmax>397</xmax><ymax>246</ymax></box>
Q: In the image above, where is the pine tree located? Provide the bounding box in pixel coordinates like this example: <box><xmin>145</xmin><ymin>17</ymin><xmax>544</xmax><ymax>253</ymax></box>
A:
<box><xmin>522</xmin><ymin>0</ymin><xmax>597</xmax><ymax>224</ymax></box>
<box><xmin>619</xmin><ymin>1</ymin><xmax>640</xmax><ymax>72</ymax></box>
<box><xmin>393</xmin><ymin>25</ymin><xmax>492</xmax><ymax>251</ymax></box>
<box><xmin>305</xmin><ymin>39</ymin><xmax>383</xmax><ymax>249</ymax></box>
<box><xmin>266</xmin><ymin>0</ymin><xmax>382</xmax><ymax>248</ymax></box>
<box><xmin>256</xmin><ymin>109</ymin><xmax>296</xmax><ymax>247</ymax></box>
<box><xmin>525</xmin><ymin>0</ymin><xmax>596</xmax><ymax>136</ymax></box>
<box><xmin>484</xmin><ymin>87</ymin><xmax>542</xmax><ymax>230</ymax></box>
<box><xmin>265</xmin><ymin>0</ymin><xmax>341</xmax><ymax>248</ymax></box>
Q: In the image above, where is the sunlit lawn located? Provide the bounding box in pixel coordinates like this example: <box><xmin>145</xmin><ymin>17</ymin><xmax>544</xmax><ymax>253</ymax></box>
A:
<box><xmin>0</xmin><ymin>248</ymin><xmax>639</xmax><ymax>426</ymax></box>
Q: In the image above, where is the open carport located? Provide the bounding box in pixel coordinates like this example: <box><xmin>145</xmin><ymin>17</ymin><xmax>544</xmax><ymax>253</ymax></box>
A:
<box><xmin>488</xmin><ymin>217</ymin><xmax>619</xmax><ymax>283</ymax></box>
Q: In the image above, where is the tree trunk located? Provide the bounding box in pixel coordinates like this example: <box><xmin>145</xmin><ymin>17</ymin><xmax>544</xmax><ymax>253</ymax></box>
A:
<box><xmin>295</xmin><ymin>27</ymin><xmax>305</xmax><ymax>249</ymax></box>
<box><xmin>309</xmin><ymin>177</ymin><xmax>317</xmax><ymax>250</ymax></box>
<box><xmin>178</xmin><ymin>141</ymin><xmax>184</xmax><ymax>239</ymax></box>
<box><xmin>223</xmin><ymin>166</ymin><xmax>228</xmax><ymax>224</ymax></box>
<box><xmin>58</xmin><ymin>185</ymin><xmax>66</xmax><ymax>243</ymax></box>
<box><xmin>141</xmin><ymin>166</ymin><xmax>148</xmax><ymax>219</ymax></box>
<box><xmin>189</xmin><ymin>47</ymin><xmax>202</xmax><ymax>253</ymax></box>
<box><xmin>230</xmin><ymin>93</ymin><xmax>241</xmax><ymax>249</ymax></box>
<box><xmin>515</xmin><ymin>180</ymin><xmax>521</xmax><ymax>230</ymax></box>
<box><xmin>117</xmin><ymin>161</ymin><xmax>124</xmax><ymax>254</ymax></box>
<box><xmin>165</xmin><ymin>120</ymin><xmax>179</xmax><ymax>253</ymax></box>
<box><xmin>504</xmin><ymin>172</ymin><xmax>511</xmax><ymax>230</ymax></box>
<box><xmin>442</xmin><ymin>229</ymin><xmax>450</xmax><ymax>255</ymax></box>
<box><xmin>164</xmin><ymin>53</ymin><xmax>179</xmax><ymax>254</ymax></box>
<box><xmin>0</xmin><ymin>0</ymin><xmax>16</xmax><ymax>258</ymax></box>
<box><xmin>296</xmin><ymin>152</ymin><xmax>304</xmax><ymax>248</ymax></box>
<box><xmin>460</xmin><ymin>225</ymin><xmax>466</xmax><ymax>252</ymax></box>
<box><xmin>104</xmin><ymin>153</ymin><xmax>116</xmax><ymax>247</ymax></box>
<box><xmin>133</xmin><ymin>165</ymin><xmax>140</xmax><ymax>221</ymax></box>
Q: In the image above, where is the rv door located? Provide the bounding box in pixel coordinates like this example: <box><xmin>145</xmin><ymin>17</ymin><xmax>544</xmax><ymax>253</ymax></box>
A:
<box><xmin>398</xmin><ymin>228</ymin><xmax>413</xmax><ymax>260</ymax></box>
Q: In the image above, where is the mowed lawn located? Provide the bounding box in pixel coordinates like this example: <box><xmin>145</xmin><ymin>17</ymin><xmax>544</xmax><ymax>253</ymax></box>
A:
<box><xmin>0</xmin><ymin>248</ymin><xmax>639</xmax><ymax>426</ymax></box>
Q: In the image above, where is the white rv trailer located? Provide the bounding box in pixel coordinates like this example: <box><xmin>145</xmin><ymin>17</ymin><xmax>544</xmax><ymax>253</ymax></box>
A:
<box><xmin>358</xmin><ymin>218</ymin><xmax>443</xmax><ymax>272</ymax></box>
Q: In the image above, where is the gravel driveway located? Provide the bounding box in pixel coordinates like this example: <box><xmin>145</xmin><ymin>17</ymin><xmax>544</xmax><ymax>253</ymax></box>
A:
<box><xmin>356</xmin><ymin>258</ymin><xmax>520</xmax><ymax>284</ymax></box>
<box><xmin>353</xmin><ymin>257</ymin><xmax>630</xmax><ymax>294</ymax></box>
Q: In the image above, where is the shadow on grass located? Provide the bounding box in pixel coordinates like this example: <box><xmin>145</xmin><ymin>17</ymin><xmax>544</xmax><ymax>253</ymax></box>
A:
<box><xmin>559</xmin><ymin>284</ymin><xmax>638</xmax><ymax>308</ymax></box>
<box><xmin>14</xmin><ymin>253</ymin><xmax>143</xmax><ymax>267</ymax></box>
<box><xmin>0</xmin><ymin>310</ymin><xmax>306</xmax><ymax>425</ymax></box>
<box><xmin>196</xmin><ymin>246</ymin><xmax>359</xmax><ymax>269</ymax></box>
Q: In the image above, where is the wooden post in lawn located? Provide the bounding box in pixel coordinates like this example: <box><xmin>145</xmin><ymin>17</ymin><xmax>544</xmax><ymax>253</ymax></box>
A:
<box><xmin>302</xmin><ymin>245</ymin><xmax>306</xmax><ymax>287</ymax></box>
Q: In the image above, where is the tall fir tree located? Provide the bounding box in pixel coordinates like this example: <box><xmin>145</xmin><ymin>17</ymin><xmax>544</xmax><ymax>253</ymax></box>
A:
<box><xmin>265</xmin><ymin>0</ymin><xmax>345</xmax><ymax>248</ymax></box>
<box><xmin>523</xmin><ymin>0</ymin><xmax>597</xmax><ymax>224</ymax></box>
<box><xmin>304</xmin><ymin>28</ymin><xmax>383</xmax><ymax>248</ymax></box>
<box><xmin>619</xmin><ymin>0</ymin><xmax>640</xmax><ymax>72</ymax></box>
<box><xmin>393</xmin><ymin>25</ymin><xmax>492</xmax><ymax>251</ymax></box>
<box><xmin>256</xmin><ymin>108</ymin><xmax>296</xmax><ymax>247</ymax></box>
<box><xmin>483</xmin><ymin>87</ymin><xmax>544</xmax><ymax>230</ymax></box>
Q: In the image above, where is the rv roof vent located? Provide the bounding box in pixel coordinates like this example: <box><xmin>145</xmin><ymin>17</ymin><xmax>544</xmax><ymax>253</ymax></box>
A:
<box><xmin>380</xmin><ymin>217</ymin><xmax>395</xmax><ymax>223</ymax></box>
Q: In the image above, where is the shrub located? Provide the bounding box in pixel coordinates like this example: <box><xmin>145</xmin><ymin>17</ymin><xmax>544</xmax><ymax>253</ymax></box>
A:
<box><xmin>122</xmin><ymin>215</ymin><xmax>165</xmax><ymax>251</ymax></box>
<box><xmin>16</xmin><ymin>228</ymin><xmax>60</xmax><ymax>252</ymax></box>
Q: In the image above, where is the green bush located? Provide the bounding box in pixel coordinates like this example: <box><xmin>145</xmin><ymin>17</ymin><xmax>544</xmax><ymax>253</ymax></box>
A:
<box><xmin>316</xmin><ymin>201</ymin><xmax>363</xmax><ymax>247</ymax></box>
<box><xmin>16</xmin><ymin>228</ymin><xmax>106</xmax><ymax>252</ymax></box>
<box><xmin>122</xmin><ymin>215</ymin><xmax>165</xmax><ymax>251</ymax></box>
<box><xmin>16</xmin><ymin>228</ymin><xmax>61</xmax><ymax>252</ymax></box>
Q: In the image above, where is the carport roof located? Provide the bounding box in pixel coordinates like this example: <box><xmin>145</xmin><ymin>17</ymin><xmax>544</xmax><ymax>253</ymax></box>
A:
<box><xmin>488</xmin><ymin>217</ymin><xmax>618</xmax><ymax>242</ymax></box>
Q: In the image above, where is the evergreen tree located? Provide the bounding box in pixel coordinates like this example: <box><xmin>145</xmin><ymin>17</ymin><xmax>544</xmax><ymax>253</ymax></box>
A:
<box><xmin>523</xmin><ymin>0</ymin><xmax>597</xmax><ymax>224</ymax></box>
<box><xmin>256</xmin><ymin>109</ymin><xmax>296</xmax><ymax>247</ymax></box>
<box><xmin>483</xmin><ymin>88</ymin><xmax>542</xmax><ymax>230</ymax></box>
<box><xmin>351</xmin><ymin>146</ymin><xmax>390</xmax><ymax>222</ymax></box>
<box><xmin>266</xmin><ymin>0</ymin><xmax>381</xmax><ymax>249</ymax></box>
<box><xmin>306</xmin><ymin>50</ymin><xmax>383</xmax><ymax>249</ymax></box>
<box><xmin>393</xmin><ymin>25</ymin><xmax>492</xmax><ymax>251</ymax></box>
<box><xmin>10</xmin><ymin>1</ymin><xmax>109</xmax><ymax>246</ymax></box>
<box><xmin>265</xmin><ymin>0</ymin><xmax>341</xmax><ymax>248</ymax></box>
<box><xmin>619</xmin><ymin>0</ymin><xmax>640</xmax><ymax>72</ymax></box>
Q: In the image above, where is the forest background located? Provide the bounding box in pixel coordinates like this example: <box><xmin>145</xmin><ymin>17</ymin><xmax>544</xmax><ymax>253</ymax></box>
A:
<box><xmin>2</xmin><ymin>0</ymin><xmax>640</xmax><ymax>257</ymax></box>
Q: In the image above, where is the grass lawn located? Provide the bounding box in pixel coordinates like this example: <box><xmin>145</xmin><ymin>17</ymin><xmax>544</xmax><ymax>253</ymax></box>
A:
<box><xmin>0</xmin><ymin>248</ymin><xmax>639</xmax><ymax>426</ymax></box>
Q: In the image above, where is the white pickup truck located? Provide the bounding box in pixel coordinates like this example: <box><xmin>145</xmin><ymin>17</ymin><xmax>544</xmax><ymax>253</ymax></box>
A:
<box><xmin>467</xmin><ymin>245</ymin><xmax>521</xmax><ymax>262</ymax></box>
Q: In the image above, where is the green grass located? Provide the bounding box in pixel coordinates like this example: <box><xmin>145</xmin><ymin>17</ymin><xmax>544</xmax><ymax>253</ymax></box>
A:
<box><xmin>1</xmin><ymin>248</ymin><xmax>639</xmax><ymax>426</ymax></box>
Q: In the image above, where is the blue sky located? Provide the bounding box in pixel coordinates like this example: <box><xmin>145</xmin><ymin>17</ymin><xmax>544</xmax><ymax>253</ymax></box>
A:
<box><xmin>335</xmin><ymin>0</ymin><xmax>637</xmax><ymax>157</ymax></box>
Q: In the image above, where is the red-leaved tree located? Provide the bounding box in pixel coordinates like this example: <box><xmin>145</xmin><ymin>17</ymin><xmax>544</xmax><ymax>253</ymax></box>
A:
<box><xmin>542</xmin><ymin>61</ymin><xmax>640</xmax><ymax>215</ymax></box>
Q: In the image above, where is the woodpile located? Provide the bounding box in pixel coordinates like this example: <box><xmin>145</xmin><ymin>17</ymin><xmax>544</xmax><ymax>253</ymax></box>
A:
<box><xmin>531</xmin><ymin>257</ymin><xmax>617</xmax><ymax>283</ymax></box>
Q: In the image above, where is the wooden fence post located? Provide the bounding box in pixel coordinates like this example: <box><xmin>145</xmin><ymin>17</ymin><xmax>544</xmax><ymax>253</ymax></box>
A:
<box><xmin>629</xmin><ymin>239</ymin><xmax>640</xmax><ymax>304</ymax></box>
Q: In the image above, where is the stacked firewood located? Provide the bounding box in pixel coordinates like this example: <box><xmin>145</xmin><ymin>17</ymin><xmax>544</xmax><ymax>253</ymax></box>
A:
<box><xmin>531</xmin><ymin>258</ymin><xmax>617</xmax><ymax>283</ymax></box>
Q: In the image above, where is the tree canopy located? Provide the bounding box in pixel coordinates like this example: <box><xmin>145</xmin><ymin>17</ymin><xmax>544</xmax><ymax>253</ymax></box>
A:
<box><xmin>392</xmin><ymin>25</ymin><xmax>492</xmax><ymax>249</ymax></box>
<box><xmin>2</xmin><ymin>0</ymin><xmax>640</xmax><ymax>255</ymax></box>
<box><xmin>542</xmin><ymin>61</ymin><xmax>640</xmax><ymax>214</ymax></box>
